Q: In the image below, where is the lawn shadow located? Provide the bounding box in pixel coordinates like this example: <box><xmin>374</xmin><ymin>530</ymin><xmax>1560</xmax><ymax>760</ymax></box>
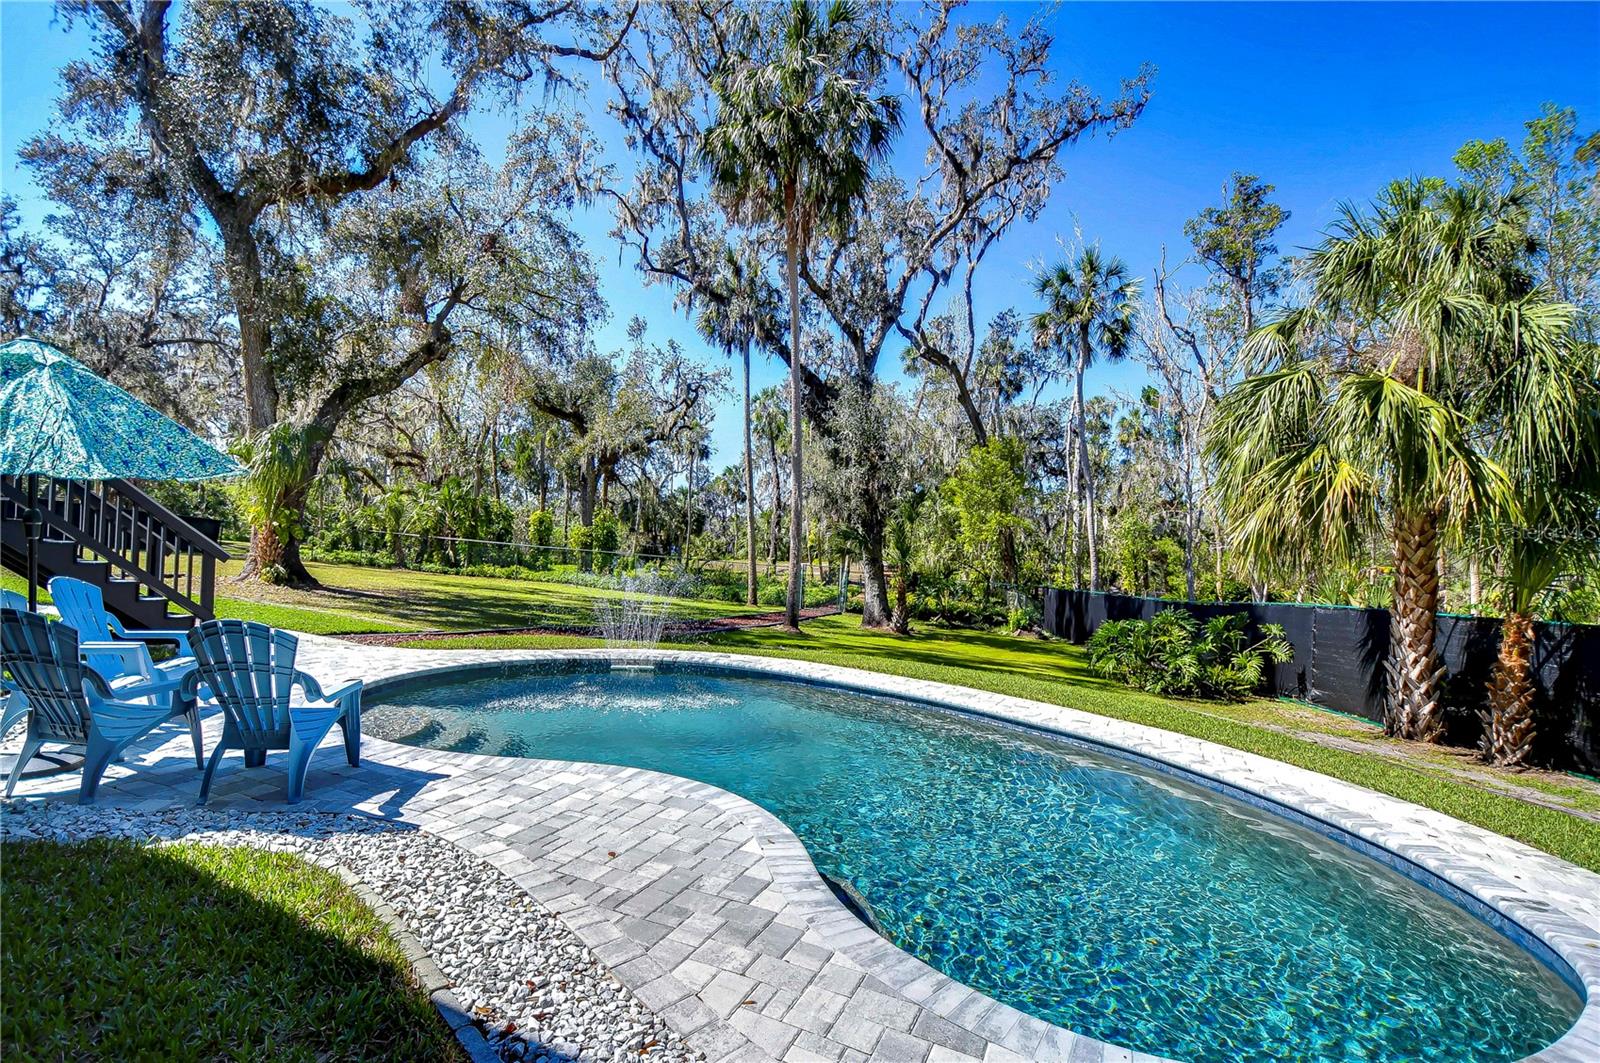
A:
<box><xmin>2</xmin><ymin>837</ymin><xmax>471</xmax><ymax>1060</ymax></box>
<box><xmin>692</xmin><ymin>620</ymin><xmax>1119</xmax><ymax>690</ymax></box>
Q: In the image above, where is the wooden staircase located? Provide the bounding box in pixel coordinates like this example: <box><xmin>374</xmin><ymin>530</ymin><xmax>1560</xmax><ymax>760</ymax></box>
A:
<box><xmin>1</xmin><ymin>475</ymin><xmax>229</xmax><ymax>632</ymax></box>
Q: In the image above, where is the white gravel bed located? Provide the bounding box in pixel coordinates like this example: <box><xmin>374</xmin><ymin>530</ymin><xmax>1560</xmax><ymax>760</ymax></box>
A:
<box><xmin>1</xmin><ymin>801</ymin><xmax>702</xmax><ymax>1063</ymax></box>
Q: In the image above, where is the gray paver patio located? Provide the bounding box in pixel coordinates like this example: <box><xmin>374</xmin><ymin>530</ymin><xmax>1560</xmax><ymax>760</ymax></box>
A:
<box><xmin>6</xmin><ymin>637</ymin><xmax>1597</xmax><ymax>1062</ymax></box>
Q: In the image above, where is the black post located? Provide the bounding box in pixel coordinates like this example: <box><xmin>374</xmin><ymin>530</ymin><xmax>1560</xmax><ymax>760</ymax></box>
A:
<box><xmin>24</xmin><ymin>474</ymin><xmax>41</xmax><ymax>610</ymax></box>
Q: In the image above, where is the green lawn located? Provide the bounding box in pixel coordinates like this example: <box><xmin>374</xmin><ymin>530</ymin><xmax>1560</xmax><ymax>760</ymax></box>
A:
<box><xmin>410</xmin><ymin>615</ymin><xmax>1600</xmax><ymax>873</ymax></box>
<box><xmin>0</xmin><ymin>839</ymin><xmax>460</xmax><ymax>1061</ymax></box>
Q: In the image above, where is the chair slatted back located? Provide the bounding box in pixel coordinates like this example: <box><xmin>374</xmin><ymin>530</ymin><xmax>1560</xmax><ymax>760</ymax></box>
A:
<box><xmin>187</xmin><ymin>620</ymin><xmax>299</xmax><ymax>745</ymax></box>
<box><xmin>1</xmin><ymin>608</ymin><xmax>92</xmax><ymax>743</ymax></box>
<box><xmin>0</xmin><ymin>589</ymin><xmax>28</xmax><ymax>613</ymax></box>
<box><xmin>46</xmin><ymin>577</ymin><xmax>159</xmax><ymax>686</ymax></box>
<box><xmin>47</xmin><ymin>578</ymin><xmax>116</xmax><ymax>642</ymax></box>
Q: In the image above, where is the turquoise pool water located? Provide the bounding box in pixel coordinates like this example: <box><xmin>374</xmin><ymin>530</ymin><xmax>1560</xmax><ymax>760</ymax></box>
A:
<box><xmin>366</xmin><ymin>663</ymin><xmax>1581</xmax><ymax>1062</ymax></box>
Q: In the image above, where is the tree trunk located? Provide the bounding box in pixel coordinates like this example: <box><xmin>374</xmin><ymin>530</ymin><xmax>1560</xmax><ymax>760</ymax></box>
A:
<box><xmin>1468</xmin><ymin>555</ymin><xmax>1482</xmax><ymax>614</ymax></box>
<box><xmin>767</xmin><ymin>434</ymin><xmax>783</xmax><ymax>574</ymax></box>
<box><xmin>1064</xmin><ymin>407</ymin><xmax>1081</xmax><ymax>586</ymax></box>
<box><xmin>743</xmin><ymin>344</ymin><xmax>758</xmax><ymax>605</ymax></box>
<box><xmin>1385</xmin><ymin>509</ymin><xmax>1446</xmax><ymax>742</ymax></box>
<box><xmin>578</xmin><ymin>458</ymin><xmax>597</xmax><ymax>572</ymax></box>
<box><xmin>235</xmin><ymin>306</ymin><xmax>279</xmax><ymax>434</ymax></box>
<box><xmin>560</xmin><ymin>473</ymin><xmax>570</xmax><ymax>548</ymax></box>
<box><xmin>784</xmin><ymin>233</ymin><xmax>805</xmax><ymax>630</ymax></box>
<box><xmin>1074</xmin><ymin>345</ymin><xmax>1101</xmax><ymax>590</ymax></box>
<box><xmin>226</xmin><ymin>222</ymin><xmax>294</xmax><ymax>584</ymax></box>
<box><xmin>1181</xmin><ymin>422</ymin><xmax>1198</xmax><ymax>601</ymax></box>
<box><xmin>238</xmin><ymin>474</ymin><xmax>319</xmax><ymax>588</ymax></box>
<box><xmin>858</xmin><ymin>510</ymin><xmax>892</xmax><ymax>628</ymax></box>
<box><xmin>951</xmin><ymin>366</ymin><xmax>990</xmax><ymax>447</ymax></box>
<box><xmin>892</xmin><ymin>566</ymin><xmax>910</xmax><ymax>635</ymax></box>
<box><xmin>1484</xmin><ymin>610</ymin><xmax>1537</xmax><ymax>767</ymax></box>
<box><xmin>683</xmin><ymin>445</ymin><xmax>694</xmax><ymax>567</ymax></box>
<box><xmin>537</xmin><ymin>433</ymin><xmax>548</xmax><ymax>512</ymax></box>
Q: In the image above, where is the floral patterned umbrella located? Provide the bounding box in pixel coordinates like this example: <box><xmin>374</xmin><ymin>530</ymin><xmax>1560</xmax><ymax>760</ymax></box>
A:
<box><xmin>0</xmin><ymin>336</ymin><xmax>241</xmax><ymax>609</ymax></box>
<box><xmin>0</xmin><ymin>337</ymin><xmax>241</xmax><ymax>480</ymax></box>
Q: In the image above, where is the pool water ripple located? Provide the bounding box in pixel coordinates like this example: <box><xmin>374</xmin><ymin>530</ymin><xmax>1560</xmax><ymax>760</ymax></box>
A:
<box><xmin>367</xmin><ymin>664</ymin><xmax>1581</xmax><ymax>1062</ymax></box>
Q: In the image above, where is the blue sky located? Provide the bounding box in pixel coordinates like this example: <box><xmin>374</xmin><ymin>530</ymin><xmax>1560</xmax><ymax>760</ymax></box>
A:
<box><xmin>4</xmin><ymin>1</ymin><xmax>1598</xmax><ymax>469</ymax></box>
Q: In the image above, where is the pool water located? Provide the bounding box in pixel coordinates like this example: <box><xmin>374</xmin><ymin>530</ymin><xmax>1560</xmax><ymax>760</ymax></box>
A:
<box><xmin>367</xmin><ymin>663</ymin><xmax>1581</xmax><ymax>1062</ymax></box>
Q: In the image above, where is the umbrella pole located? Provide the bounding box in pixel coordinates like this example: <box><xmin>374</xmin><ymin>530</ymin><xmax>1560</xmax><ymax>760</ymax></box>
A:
<box><xmin>25</xmin><ymin>474</ymin><xmax>40</xmax><ymax>611</ymax></box>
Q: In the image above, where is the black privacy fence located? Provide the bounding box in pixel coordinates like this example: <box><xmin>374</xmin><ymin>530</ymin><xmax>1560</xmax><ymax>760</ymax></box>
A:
<box><xmin>1041</xmin><ymin>588</ymin><xmax>1600</xmax><ymax>771</ymax></box>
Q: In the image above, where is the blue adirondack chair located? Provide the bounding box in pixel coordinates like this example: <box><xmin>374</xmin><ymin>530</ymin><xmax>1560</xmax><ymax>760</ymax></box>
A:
<box><xmin>48</xmin><ymin>575</ymin><xmax>196</xmax><ymax>698</ymax></box>
<box><xmin>0</xmin><ymin>590</ymin><xmax>31</xmax><ymax>737</ymax></box>
<box><xmin>181</xmin><ymin>620</ymin><xmax>362</xmax><ymax>804</ymax></box>
<box><xmin>2</xmin><ymin>608</ymin><xmax>181</xmax><ymax>803</ymax></box>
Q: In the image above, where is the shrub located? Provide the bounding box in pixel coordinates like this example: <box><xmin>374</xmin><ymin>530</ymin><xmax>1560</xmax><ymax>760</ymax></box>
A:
<box><xmin>528</xmin><ymin>509</ymin><xmax>555</xmax><ymax>547</ymax></box>
<box><xmin>1005</xmin><ymin>606</ymin><xmax>1032</xmax><ymax>633</ymax></box>
<box><xmin>301</xmin><ymin>547</ymin><xmax>398</xmax><ymax>569</ymax></box>
<box><xmin>590</xmin><ymin>510</ymin><xmax>621</xmax><ymax>570</ymax></box>
<box><xmin>1087</xmin><ymin>609</ymin><xmax>1292</xmax><ymax>701</ymax></box>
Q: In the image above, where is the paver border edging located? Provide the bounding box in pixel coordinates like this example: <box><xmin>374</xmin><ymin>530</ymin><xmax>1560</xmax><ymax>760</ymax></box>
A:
<box><xmin>346</xmin><ymin>646</ymin><xmax>1600</xmax><ymax>1063</ymax></box>
<box><xmin>327</xmin><ymin>863</ymin><xmax>501</xmax><ymax>1063</ymax></box>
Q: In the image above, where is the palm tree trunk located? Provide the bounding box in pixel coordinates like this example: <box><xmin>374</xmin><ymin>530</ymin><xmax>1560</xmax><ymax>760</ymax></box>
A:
<box><xmin>784</xmin><ymin>230</ymin><xmax>805</xmax><ymax>630</ymax></box>
<box><xmin>1181</xmin><ymin>420</ymin><xmax>1197</xmax><ymax>601</ymax></box>
<box><xmin>743</xmin><ymin>343</ymin><xmax>758</xmax><ymax>605</ymax></box>
<box><xmin>1064</xmin><ymin>408</ymin><xmax>1080</xmax><ymax>585</ymax></box>
<box><xmin>1074</xmin><ymin>346</ymin><xmax>1100</xmax><ymax>590</ymax></box>
<box><xmin>768</xmin><ymin>435</ymin><xmax>782</xmax><ymax>575</ymax></box>
<box><xmin>1386</xmin><ymin>509</ymin><xmax>1446</xmax><ymax>741</ymax></box>
<box><xmin>683</xmin><ymin>445</ymin><xmax>694</xmax><ymax>567</ymax></box>
<box><xmin>1484</xmin><ymin>610</ymin><xmax>1537</xmax><ymax>767</ymax></box>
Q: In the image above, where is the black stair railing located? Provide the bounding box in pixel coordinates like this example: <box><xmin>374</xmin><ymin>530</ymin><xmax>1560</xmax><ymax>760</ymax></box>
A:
<box><xmin>0</xmin><ymin>475</ymin><xmax>230</xmax><ymax>620</ymax></box>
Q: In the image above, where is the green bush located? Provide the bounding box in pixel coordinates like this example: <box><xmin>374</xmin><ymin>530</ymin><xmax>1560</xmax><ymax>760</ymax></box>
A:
<box><xmin>302</xmin><ymin>547</ymin><xmax>398</xmax><ymax>569</ymax></box>
<box><xmin>528</xmin><ymin>509</ymin><xmax>555</xmax><ymax>547</ymax></box>
<box><xmin>590</xmin><ymin>510</ymin><xmax>621</xmax><ymax>570</ymax></box>
<box><xmin>1087</xmin><ymin>609</ymin><xmax>1293</xmax><ymax>701</ymax></box>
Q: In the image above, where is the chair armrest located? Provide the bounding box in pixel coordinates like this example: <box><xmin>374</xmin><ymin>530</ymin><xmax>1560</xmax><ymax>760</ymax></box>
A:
<box><xmin>324</xmin><ymin>679</ymin><xmax>363</xmax><ymax>707</ymax></box>
<box><xmin>179</xmin><ymin>669</ymin><xmax>205</xmax><ymax>703</ymax></box>
<box><xmin>109</xmin><ymin>672</ymin><xmax>183</xmax><ymax>698</ymax></box>
<box><xmin>117</xmin><ymin>628</ymin><xmax>189</xmax><ymax>647</ymax></box>
<box><xmin>81</xmin><ymin>666</ymin><xmax>117</xmax><ymax>700</ymax></box>
<box><xmin>79</xmin><ymin>640</ymin><xmax>154</xmax><ymax>672</ymax></box>
<box><xmin>295</xmin><ymin>672</ymin><xmax>362</xmax><ymax>707</ymax></box>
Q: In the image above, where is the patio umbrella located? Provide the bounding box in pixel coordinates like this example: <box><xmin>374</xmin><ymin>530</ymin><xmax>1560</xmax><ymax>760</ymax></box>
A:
<box><xmin>0</xmin><ymin>336</ymin><xmax>243</xmax><ymax>607</ymax></box>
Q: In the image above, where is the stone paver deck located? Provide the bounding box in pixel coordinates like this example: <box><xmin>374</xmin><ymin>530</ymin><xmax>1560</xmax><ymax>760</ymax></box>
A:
<box><xmin>8</xmin><ymin>639</ymin><xmax>1597</xmax><ymax>1063</ymax></box>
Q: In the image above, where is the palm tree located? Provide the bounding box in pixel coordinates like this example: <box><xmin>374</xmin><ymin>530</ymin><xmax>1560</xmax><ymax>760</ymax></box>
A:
<box><xmin>1209</xmin><ymin>178</ymin><xmax>1570</xmax><ymax>743</ymax></box>
<box><xmin>233</xmin><ymin>421</ymin><xmax>329</xmax><ymax>586</ymax></box>
<box><xmin>701</xmin><ymin>0</ymin><xmax>901</xmax><ymax>630</ymax></box>
<box><xmin>692</xmin><ymin>246</ymin><xmax>781</xmax><ymax>605</ymax></box>
<box><xmin>1474</xmin><ymin>321</ymin><xmax>1599</xmax><ymax>766</ymax></box>
<box><xmin>886</xmin><ymin>493</ymin><xmax>923</xmax><ymax>635</ymax></box>
<box><xmin>1030</xmin><ymin>247</ymin><xmax>1140</xmax><ymax>591</ymax></box>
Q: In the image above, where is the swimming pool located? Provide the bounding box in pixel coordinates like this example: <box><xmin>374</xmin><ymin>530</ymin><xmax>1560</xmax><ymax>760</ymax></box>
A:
<box><xmin>366</xmin><ymin>661</ymin><xmax>1581</xmax><ymax>1062</ymax></box>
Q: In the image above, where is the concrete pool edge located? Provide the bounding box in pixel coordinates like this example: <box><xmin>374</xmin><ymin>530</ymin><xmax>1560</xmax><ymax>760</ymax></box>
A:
<box><xmin>354</xmin><ymin>644</ymin><xmax>1600</xmax><ymax>1063</ymax></box>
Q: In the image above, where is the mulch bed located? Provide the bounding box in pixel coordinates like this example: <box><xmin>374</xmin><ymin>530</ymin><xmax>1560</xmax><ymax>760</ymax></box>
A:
<box><xmin>338</xmin><ymin>605</ymin><xmax>840</xmax><ymax>646</ymax></box>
